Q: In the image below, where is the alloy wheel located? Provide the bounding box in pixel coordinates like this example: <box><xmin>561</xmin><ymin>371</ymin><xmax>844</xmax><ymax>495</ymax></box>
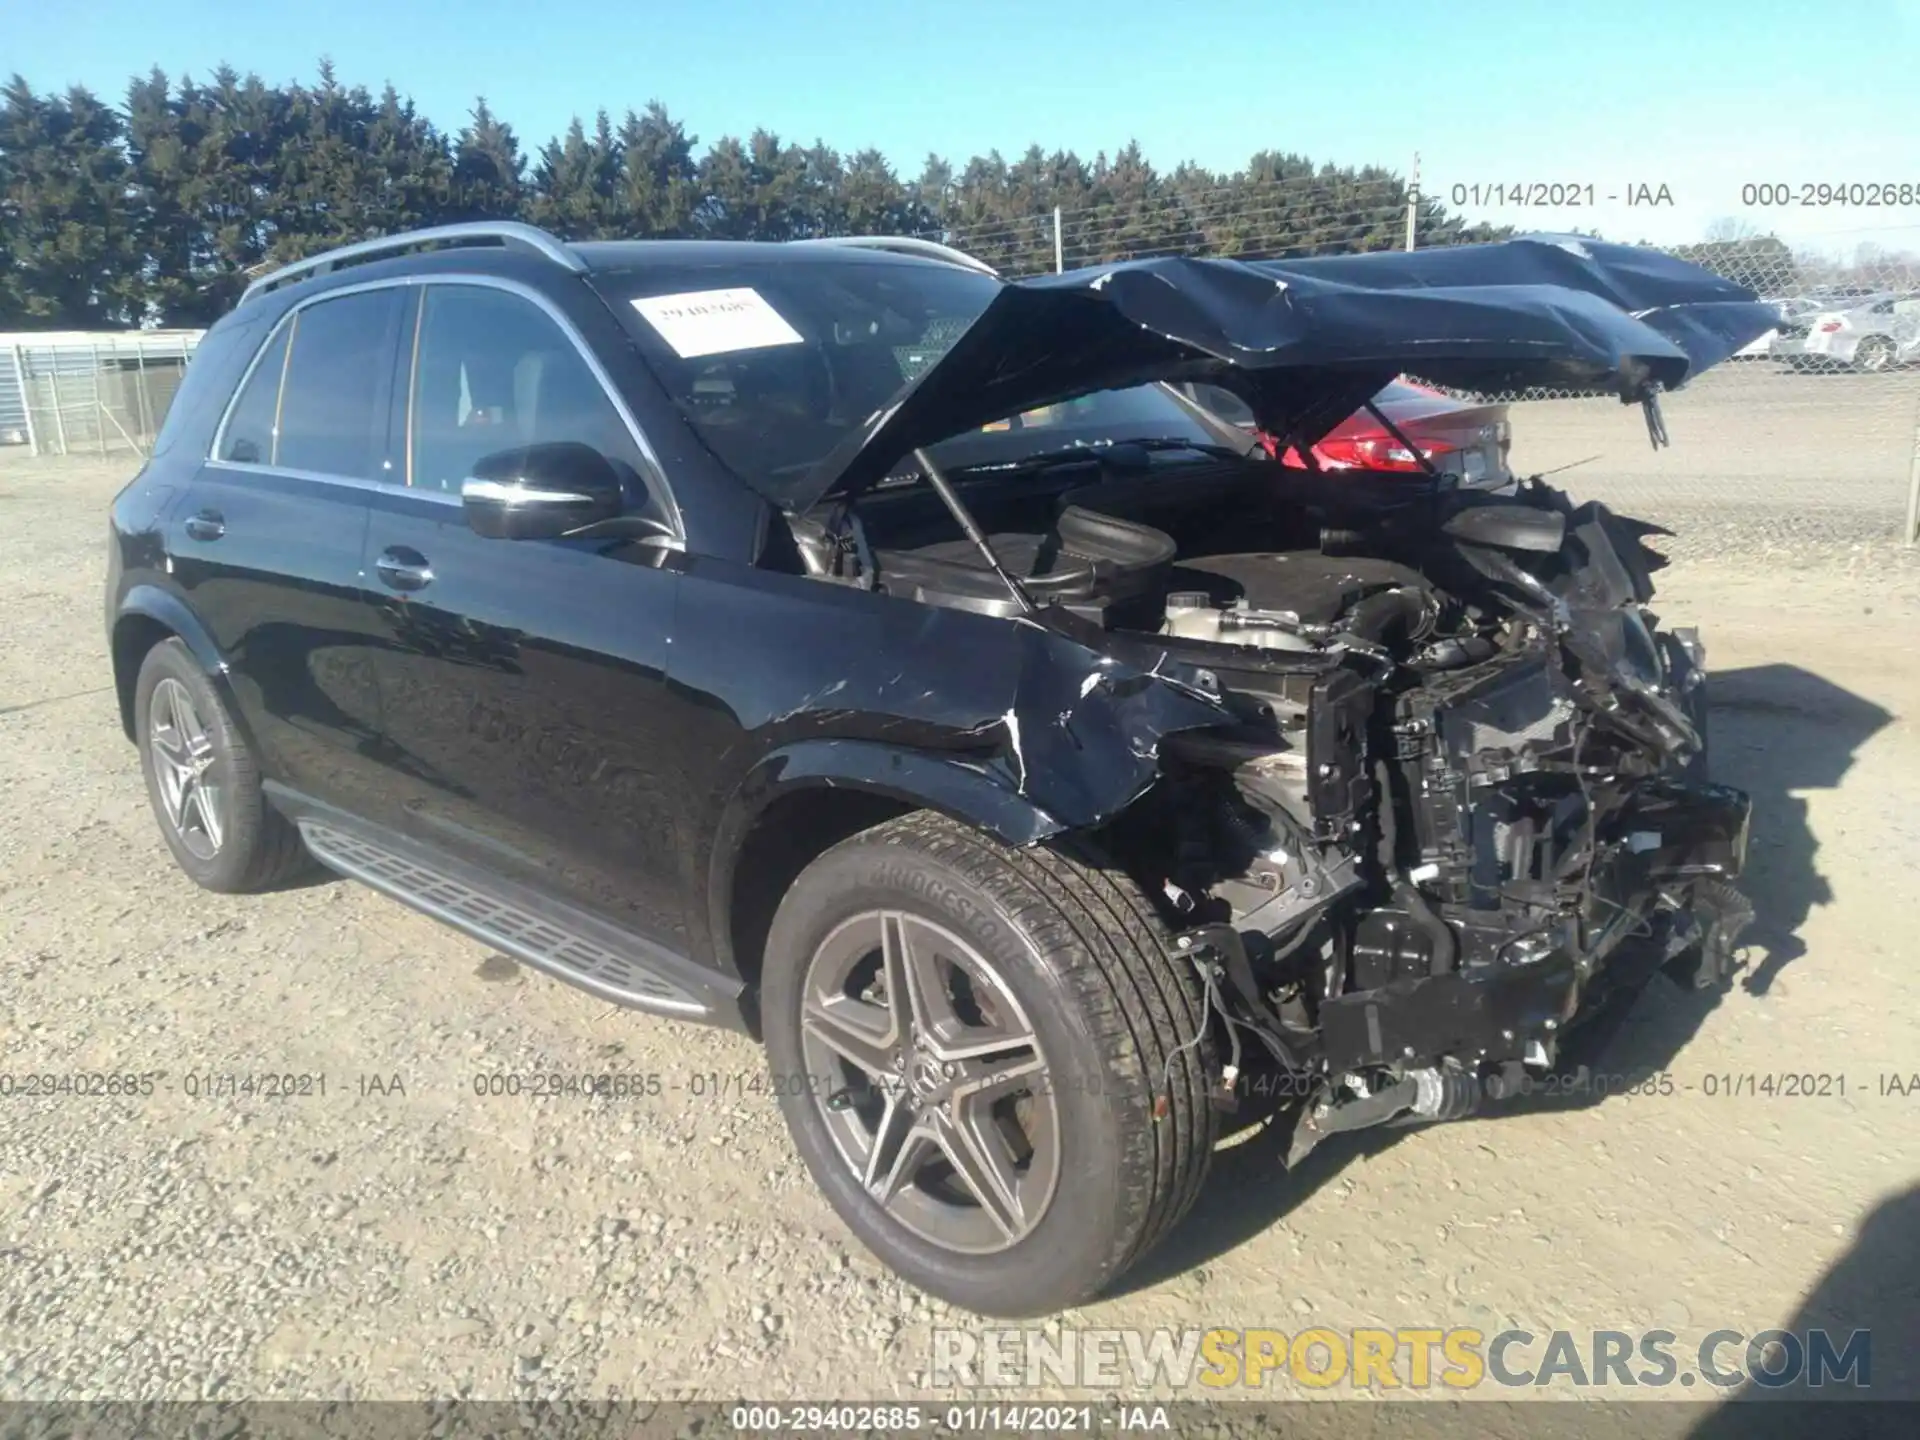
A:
<box><xmin>798</xmin><ymin>910</ymin><xmax>1062</xmax><ymax>1255</ymax></box>
<box><xmin>1857</xmin><ymin>338</ymin><xmax>1896</xmax><ymax>374</ymax></box>
<box><xmin>148</xmin><ymin>677</ymin><xmax>225</xmax><ymax>861</ymax></box>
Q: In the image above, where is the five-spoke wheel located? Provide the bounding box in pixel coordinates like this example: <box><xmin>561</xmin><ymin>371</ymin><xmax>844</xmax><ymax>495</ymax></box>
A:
<box><xmin>147</xmin><ymin>675</ymin><xmax>226</xmax><ymax>859</ymax></box>
<box><xmin>763</xmin><ymin>811</ymin><xmax>1216</xmax><ymax>1316</ymax></box>
<box><xmin>800</xmin><ymin>910</ymin><xmax>1060</xmax><ymax>1254</ymax></box>
<box><xmin>133</xmin><ymin>638</ymin><xmax>310</xmax><ymax>892</ymax></box>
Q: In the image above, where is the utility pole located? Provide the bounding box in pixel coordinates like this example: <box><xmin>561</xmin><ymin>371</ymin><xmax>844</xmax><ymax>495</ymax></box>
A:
<box><xmin>1054</xmin><ymin>206</ymin><xmax>1065</xmax><ymax>273</ymax></box>
<box><xmin>1406</xmin><ymin>152</ymin><xmax>1420</xmax><ymax>251</ymax></box>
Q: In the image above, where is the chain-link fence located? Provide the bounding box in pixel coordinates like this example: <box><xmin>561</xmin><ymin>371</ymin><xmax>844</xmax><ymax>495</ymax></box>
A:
<box><xmin>2</xmin><ymin>332</ymin><xmax>204</xmax><ymax>458</ymax></box>
<box><xmin>920</xmin><ymin>177</ymin><xmax>1920</xmax><ymax>547</ymax></box>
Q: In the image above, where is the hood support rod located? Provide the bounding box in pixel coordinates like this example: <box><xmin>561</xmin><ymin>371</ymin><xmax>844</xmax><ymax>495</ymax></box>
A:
<box><xmin>1362</xmin><ymin>399</ymin><xmax>1448</xmax><ymax>485</ymax></box>
<box><xmin>912</xmin><ymin>447</ymin><xmax>1038</xmax><ymax>615</ymax></box>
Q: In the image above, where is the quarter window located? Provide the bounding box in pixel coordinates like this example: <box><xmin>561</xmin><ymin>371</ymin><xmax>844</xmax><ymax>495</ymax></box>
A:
<box><xmin>407</xmin><ymin>286</ymin><xmax>646</xmax><ymax>499</ymax></box>
<box><xmin>220</xmin><ymin>323</ymin><xmax>291</xmax><ymax>465</ymax></box>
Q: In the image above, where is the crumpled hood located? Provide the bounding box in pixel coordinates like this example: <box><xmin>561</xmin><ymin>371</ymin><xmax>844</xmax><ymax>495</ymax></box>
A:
<box><xmin>796</xmin><ymin>234</ymin><xmax>1780</xmax><ymax>509</ymax></box>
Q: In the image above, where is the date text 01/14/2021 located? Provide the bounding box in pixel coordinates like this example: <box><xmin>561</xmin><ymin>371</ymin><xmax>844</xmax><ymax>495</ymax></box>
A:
<box><xmin>1431</xmin><ymin>183</ymin><xmax>1675</xmax><ymax>207</ymax></box>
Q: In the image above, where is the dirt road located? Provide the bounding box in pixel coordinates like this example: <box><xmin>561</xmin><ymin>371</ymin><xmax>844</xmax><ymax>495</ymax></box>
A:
<box><xmin>2</xmin><ymin>455</ymin><xmax>1916</xmax><ymax>1408</ymax></box>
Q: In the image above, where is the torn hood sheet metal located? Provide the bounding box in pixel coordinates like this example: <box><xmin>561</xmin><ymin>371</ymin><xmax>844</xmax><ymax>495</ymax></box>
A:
<box><xmin>792</xmin><ymin>234</ymin><xmax>1780</xmax><ymax>510</ymax></box>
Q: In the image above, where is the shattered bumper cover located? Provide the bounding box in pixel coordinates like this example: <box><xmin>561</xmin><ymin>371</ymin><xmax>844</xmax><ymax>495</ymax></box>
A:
<box><xmin>1319</xmin><ymin>780</ymin><xmax>1751</xmax><ymax>1076</ymax></box>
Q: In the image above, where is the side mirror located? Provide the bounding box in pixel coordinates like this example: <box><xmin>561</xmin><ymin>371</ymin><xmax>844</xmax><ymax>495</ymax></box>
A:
<box><xmin>462</xmin><ymin>442</ymin><xmax>625</xmax><ymax>540</ymax></box>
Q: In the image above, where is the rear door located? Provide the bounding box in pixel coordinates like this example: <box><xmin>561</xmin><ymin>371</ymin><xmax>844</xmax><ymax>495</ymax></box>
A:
<box><xmin>168</xmin><ymin>285</ymin><xmax>408</xmax><ymax>815</ymax></box>
<box><xmin>358</xmin><ymin>279</ymin><xmax>694</xmax><ymax>946</ymax></box>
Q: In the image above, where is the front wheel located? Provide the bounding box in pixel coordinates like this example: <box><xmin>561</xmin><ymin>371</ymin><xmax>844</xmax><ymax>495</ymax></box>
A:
<box><xmin>762</xmin><ymin>812</ymin><xmax>1216</xmax><ymax>1316</ymax></box>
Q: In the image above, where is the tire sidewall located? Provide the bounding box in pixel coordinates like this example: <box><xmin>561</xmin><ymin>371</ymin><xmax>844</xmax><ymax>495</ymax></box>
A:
<box><xmin>763</xmin><ymin>833</ymin><xmax>1141</xmax><ymax>1317</ymax></box>
<box><xmin>133</xmin><ymin>640</ymin><xmax>255</xmax><ymax>891</ymax></box>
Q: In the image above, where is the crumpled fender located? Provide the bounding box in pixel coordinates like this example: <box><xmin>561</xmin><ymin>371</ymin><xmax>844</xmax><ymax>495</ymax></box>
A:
<box><xmin>712</xmin><ymin>616</ymin><xmax>1229</xmax><ymax>844</ymax></box>
<box><xmin>700</xmin><ymin>611</ymin><xmax>1231</xmax><ymax>969</ymax></box>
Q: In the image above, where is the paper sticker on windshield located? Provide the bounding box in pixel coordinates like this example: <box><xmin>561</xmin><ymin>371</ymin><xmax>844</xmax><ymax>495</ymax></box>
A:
<box><xmin>631</xmin><ymin>288</ymin><xmax>804</xmax><ymax>359</ymax></box>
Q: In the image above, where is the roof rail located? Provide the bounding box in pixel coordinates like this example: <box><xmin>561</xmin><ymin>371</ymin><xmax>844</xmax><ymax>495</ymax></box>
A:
<box><xmin>239</xmin><ymin>222</ymin><xmax>585</xmax><ymax>306</ymax></box>
<box><xmin>789</xmin><ymin>235</ymin><xmax>1000</xmax><ymax>277</ymax></box>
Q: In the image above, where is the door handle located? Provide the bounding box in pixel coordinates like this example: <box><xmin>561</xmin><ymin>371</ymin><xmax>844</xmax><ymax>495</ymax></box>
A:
<box><xmin>183</xmin><ymin>509</ymin><xmax>225</xmax><ymax>541</ymax></box>
<box><xmin>375</xmin><ymin>547</ymin><xmax>434</xmax><ymax>592</ymax></box>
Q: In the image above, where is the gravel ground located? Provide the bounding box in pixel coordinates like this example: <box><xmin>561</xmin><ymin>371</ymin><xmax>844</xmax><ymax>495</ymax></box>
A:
<box><xmin>2</xmin><ymin>450</ymin><xmax>1918</xmax><ymax>1410</ymax></box>
<box><xmin>1508</xmin><ymin>364</ymin><xmax>1920</xmax><ymax>563</ymax></box>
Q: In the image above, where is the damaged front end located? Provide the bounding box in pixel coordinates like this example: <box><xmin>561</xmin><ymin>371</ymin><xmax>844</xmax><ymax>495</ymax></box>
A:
<box><xmin>777</xmin><ymin>234</ymin><xmax>1776</xmax><ymax>1163</ymax></box>
<box><xmin>1096</xmin><ymin>481</ymin><xmax>1754</xmax><ymax>1163</ymax></box>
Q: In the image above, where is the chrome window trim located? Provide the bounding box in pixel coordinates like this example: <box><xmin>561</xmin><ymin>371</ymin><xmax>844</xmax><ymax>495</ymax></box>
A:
<box><xmin>205</xmin><ymin>459</ymin><xmax>462</xmax><ymax>504</ymax></box>
<box><xmin>207</xmin><ymin>272</ymin><xmax>685</xmax><ymax>541</ymax></box>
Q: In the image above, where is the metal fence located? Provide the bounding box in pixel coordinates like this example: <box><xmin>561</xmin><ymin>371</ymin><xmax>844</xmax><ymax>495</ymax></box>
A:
<box><xmin>2</xmin><ymin>331</ymin><xmax>204</xmax><ymax>458</ymax></box>
<box><xmin>924</xmin><ymin>177</ymin><xmax>1920</xmax><ymax>546</ymax></box>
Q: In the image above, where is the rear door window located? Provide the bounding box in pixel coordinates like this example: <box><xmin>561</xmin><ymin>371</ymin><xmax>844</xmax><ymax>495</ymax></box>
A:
<box><xmin>275</xmin><ymin>289</ymin><xmax>407</xmax><ymax>479</ymax></box>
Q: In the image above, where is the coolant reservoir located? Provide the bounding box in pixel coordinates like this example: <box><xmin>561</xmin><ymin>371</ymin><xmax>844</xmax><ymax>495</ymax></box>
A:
<box><xmin>1161</xmin><ymin>592</ymin><xmax>1319</xmax><ymax>651</ymax></box>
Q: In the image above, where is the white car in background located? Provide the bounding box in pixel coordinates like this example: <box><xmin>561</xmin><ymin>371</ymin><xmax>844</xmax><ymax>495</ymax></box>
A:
<box><xmin>1731</xmin><ymin>297</ymin><xmax>1802</xmax><ymax>359</ymax></box>
<box><xmin>1772</xmin><ymin>293</ymin><xmax>1920</xmax><ymax>372</ymax></box>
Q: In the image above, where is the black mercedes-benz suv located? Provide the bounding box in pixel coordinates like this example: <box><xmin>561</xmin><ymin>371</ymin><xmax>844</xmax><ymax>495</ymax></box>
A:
<box><xmin>108</xmin><ymin>222</ymin><xmax>1771</xmax><ymax>1316</ymax></box>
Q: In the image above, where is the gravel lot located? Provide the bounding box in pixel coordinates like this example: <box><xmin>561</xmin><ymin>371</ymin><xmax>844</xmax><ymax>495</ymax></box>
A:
<box><xmin>2</xmin><ymin>446</ymin><xmax>1918</xmax><ymax>1410</ymax></box>
<box><xmin>1509</xmin><ymin>365</ymin><xmax>1920</xmax><ymax>563</ymax></box>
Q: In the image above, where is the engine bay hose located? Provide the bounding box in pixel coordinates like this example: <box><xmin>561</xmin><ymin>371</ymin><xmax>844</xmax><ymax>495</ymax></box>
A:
<box><xmin>1342</xmin><ymin>587</ymin><xmax>1435</xmax><ymax>647</ymax></box>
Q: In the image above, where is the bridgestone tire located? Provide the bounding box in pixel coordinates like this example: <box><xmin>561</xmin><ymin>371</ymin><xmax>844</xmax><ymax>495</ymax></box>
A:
<box><xmin>762</xmin><ymin>810</ymin><xmax>1217</xmax><ymax>1317</ymax></box>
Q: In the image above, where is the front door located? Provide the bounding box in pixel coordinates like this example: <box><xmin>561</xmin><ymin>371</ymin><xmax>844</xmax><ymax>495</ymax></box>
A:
<box><xmin>360</xmin><ymin>280</ymin><xmax>693</xmax><ymax>948</ymax></box>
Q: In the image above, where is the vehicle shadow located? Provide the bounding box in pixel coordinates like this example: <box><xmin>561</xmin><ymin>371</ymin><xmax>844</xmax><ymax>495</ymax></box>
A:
<box><xmin>1687</xmin><ymin>1182</ymin><xmax>1920</xmax><ymax>1434</ymax></box>
<box><xmin>1119</xmin><ymin>662</ymin><xmax>1893</xmax><ymax>1296</ymax></box>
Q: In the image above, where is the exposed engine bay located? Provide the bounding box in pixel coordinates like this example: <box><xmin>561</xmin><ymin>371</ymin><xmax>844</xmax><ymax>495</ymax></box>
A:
<box><xmin>788</xmin><ymin>452</ymin><xmax>1754</xmax><ymax>1162</ymax></box>
<box><xmin>760</xmin><ymin>235</ymin><xmax>1774</xmax><ymax>1164</ymax></box>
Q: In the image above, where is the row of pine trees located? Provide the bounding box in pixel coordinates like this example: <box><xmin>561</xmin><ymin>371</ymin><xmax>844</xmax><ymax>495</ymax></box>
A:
<box><xmin>0</xmin><ymin>61</ymin><xmax>1507</xmax><ymax>330</ymax></box>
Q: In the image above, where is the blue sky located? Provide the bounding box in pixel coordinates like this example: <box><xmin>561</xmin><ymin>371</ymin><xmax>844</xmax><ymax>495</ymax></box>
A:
<box><xmin>9</xmin><ymin>0</ymin><xmax>1919</xmax><ymax>253</ymax></box>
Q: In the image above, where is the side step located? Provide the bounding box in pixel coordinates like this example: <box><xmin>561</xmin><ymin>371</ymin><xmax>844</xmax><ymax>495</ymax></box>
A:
<box><xmin>297</xmin><ymin>819</ymin><xmax>735</xmax><ymax>1023</ymax></box>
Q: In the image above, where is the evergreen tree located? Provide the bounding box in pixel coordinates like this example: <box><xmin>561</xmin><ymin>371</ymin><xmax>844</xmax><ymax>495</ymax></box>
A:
<box><xmin>909</xmin><ymin>154</ymin><xmax>954</xmax><ymax>236</ymax></box>
<box><xmin>529</xmin><ymin>113</ymin><xmax>621</xmax><ymax>239</ymax></box>
<box><xmin>0</xmin><ymin>57</ymin><xmax>1522</xmax><ymax>323</ymax></box>
<box><xmin>0</xmin><ymin>77</ymin><xmax>141</xmax><ymax>327</ymax></box>
<box><xmin>453</xmin><ymin>98</ymin><xmax>525</xmax><ymax>221</ymax></box>
<box><xmin>365</xmin><ymin>84</ymin><xmax>456</xmax><ymax>236</ymax></box>
<box><xmin>613</xmin><ymin>101</ymin><xmax>699</xmax><ymax>237</ymax></box>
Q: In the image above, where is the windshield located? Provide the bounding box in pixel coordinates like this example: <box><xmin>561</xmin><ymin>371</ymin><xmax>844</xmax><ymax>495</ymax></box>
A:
<box><xmin>605</xmin><ymin>259</ymin><xmax>1220</xmax><ymax>503</ymax></box>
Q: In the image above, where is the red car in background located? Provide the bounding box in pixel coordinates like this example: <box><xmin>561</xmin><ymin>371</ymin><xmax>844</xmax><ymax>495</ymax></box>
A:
<box><xmin>1180</xmin><ymin>379</ymin><xmax>1514</xmax><ymax>487</ymax></box>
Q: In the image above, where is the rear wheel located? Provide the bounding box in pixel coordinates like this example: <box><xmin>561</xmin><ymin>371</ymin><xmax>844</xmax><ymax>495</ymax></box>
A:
<box><xmin>134</xmin><ymin>638</ymin><xmax>311</xmax><ymax>892</ymax></box>
<box><xmin>762</xmin><ymin>811</ymin><xmax>1216</xmax><ymax>1316</ymax></box>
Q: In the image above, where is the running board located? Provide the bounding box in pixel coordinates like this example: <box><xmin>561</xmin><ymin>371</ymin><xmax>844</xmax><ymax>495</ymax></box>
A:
<box><xmin>296</xmin><ymin>819</ymin><xmax>732</xmax><ymax>1022</ymax></box>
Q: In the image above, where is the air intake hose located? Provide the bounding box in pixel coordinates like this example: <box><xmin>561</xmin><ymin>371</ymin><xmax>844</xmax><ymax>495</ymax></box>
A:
<box><xmin>1342</xmin><ymin>587</ymin><xmax>1435</xmax><ymax>648</ymax></box>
